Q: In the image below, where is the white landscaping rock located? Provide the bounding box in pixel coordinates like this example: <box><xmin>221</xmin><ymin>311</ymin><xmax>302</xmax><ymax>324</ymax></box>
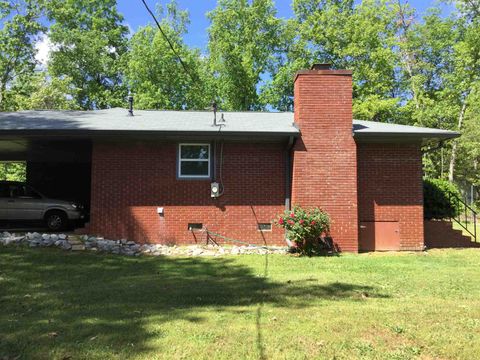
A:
<box><xmin>0</xmin><ymin>231</ymin><xmax>288</xmax><ymax>257</ymax></box>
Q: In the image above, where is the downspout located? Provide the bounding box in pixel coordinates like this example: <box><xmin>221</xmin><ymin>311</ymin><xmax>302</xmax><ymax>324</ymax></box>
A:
<box><xmin>284</xmin><ymin>136</ymin><xmax>295</xmax><ymax>246</ymax></box>
<box><xmin>285</xmin><ymin>136</ymin><xmax>295</xmax><ymax>211</ymax></box>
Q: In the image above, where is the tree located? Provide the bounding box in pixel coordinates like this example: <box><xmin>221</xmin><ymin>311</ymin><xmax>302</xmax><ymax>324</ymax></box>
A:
<box><xmin>10</xmin><ymin>72</ymin><xmax>79</xmax><ymax>110</ymax></box>
<box><xmin>392</xmin><ymin>0</ymin><xmax>479</xmax><ymax>191</ymax></box>
<box><xmin>46</xmin><ymin>0</ymin><xmax>129</xmax><ymax>110</ymax></box>
<box><xmin>207</xmin><ymin>0</ymin><xmax>282</xmax><ymax>111</ymax></box>
<box><xmin>392</xmin><ymin>5</ymin><xmax>458</xmax><ymax>178</ymax></box>
<box><xmin>457</xmin><ymin>85</ymin><xmax>480</xmax><ymax>206</ymax></box>
<box><xmin>262</xmin><ymin>0</ymin><xmax>401</xmax><ymax>120</ymax></box>
<box><xmin>446</xmin><ymin>1</ymin><xmax>480</xmax><ymax>181</ymax></box>
<box><xmin>125</xmin><ymin>1</ymin><xmax>213</xmax><ymax>110</ymax></box>
<box><xmin>455</xmin><ymin>0</ymin><xmax>480</xmax><ymax>19</ymax></box>
<box><xmin>0</xmin><ymin>0</ymin><xmax>44</xmax><ymax>111</ymax></box>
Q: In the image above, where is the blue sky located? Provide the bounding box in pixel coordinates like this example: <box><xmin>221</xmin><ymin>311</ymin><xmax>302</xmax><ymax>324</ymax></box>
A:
<box><xmin>117</xmin><ymin>0</ymin><xmax>453</xmax><ymax>49</ymax></box>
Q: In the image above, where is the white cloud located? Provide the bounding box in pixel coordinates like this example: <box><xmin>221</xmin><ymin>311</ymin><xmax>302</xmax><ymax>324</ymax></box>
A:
<box><xmin>35</xmin><ymin>34</ymin><xmax>54</xmax><ymax>68</ymax></box>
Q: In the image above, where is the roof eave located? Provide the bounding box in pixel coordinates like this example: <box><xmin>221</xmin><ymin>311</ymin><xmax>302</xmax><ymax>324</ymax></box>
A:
<box><xmin>353</xmin><ymin>131</ymin><xmax>460</xmax><ymax>146</ymax></box>
<box><xmin>0</xmin><ymin>129</ymin><xmax>301</xmax><ymax>139</ymax></box>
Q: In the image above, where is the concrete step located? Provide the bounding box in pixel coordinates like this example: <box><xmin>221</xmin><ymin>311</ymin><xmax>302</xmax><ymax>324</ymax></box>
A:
<box><xmin>425</xmin><ymin>220</ymin><xmax>480</xmax><ymax>249</ymax></box>
<box><xmin>67</xmin><ymin>235</ymin><xmax>83</xmax><ymax>245</ymax></box>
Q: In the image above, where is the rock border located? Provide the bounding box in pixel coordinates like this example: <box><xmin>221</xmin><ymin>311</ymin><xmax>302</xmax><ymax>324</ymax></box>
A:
<box><xmin>0</xmin><ymin>232</ymin><xmax>287</xmax><ymax>257</ymax></box>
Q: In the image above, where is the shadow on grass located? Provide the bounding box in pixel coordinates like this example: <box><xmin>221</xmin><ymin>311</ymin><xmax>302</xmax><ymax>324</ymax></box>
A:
<box><xmin>0</xmin><ymin>248</ymin><xmax>388</xmax><ymax>359</ymax></box>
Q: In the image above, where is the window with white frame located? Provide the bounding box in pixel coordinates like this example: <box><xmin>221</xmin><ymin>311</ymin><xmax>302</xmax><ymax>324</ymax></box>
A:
<box><xmin>178</xmin><ymin>143</ymin><xmax>211</xmax><ymax>178</ymax></box>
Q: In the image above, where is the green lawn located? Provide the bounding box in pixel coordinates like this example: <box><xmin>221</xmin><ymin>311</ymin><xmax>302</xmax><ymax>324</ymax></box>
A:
<box><xmin>1</xmin><ymin>248</ymin><xmax>480</xmax><ymax>359</ymax></box>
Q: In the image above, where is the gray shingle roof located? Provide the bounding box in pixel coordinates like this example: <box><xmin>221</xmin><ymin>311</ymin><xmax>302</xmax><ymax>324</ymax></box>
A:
<box><xmin>0</xmin><ymin>108</ymin><xmax>460</xmax><ymax>142</ymax></box>
<box><xmin>353</xmin><ymin>119</ymin><xmax>460</xmax><ymax>143</ymax></box>
<box><xmin>0</xmin><ymin>108</ymin><xmax>299</xmax><ymax>136</ymax></box>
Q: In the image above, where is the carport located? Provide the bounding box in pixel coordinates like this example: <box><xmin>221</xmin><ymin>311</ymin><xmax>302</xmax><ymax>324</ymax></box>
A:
<box><xmin>0</xmin><ymin>112</ymin><xmax>93</xmax><ymax>213</ymax></box>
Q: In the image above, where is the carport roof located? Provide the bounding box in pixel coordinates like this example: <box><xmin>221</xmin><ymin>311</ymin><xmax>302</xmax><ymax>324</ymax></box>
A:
<box><xmin>0</xmin><ymin>108</ymin><xmax>460</xmax><ymax>143</ymax></box>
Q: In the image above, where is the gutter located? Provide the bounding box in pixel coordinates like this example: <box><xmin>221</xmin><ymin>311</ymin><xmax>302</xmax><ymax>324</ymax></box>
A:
<box><xmin>0</xmin><ymin>129</ymin><xmax>301</xmax><ymax>138</ymax></box>
<box><xmin>421</xmin><ymin>140</ymin><xmax>445</xmax><ymax>154</ymax></box>
<box><xmin>353</xmin><ymin>131</ymin><xmax>460</xmax><ymax>144</ymax></box>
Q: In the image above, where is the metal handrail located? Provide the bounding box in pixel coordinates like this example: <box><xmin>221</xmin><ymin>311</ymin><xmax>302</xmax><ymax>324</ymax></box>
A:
<box><xmin>448</xmin><ymin>191</ymin><xmax>477</xmax><ymax>242</ymax></box>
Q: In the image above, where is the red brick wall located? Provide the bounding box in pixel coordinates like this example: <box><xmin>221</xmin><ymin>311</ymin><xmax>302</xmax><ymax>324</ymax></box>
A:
<box><xmin>357</xmin><ymin>143</ymin><xmax>424</xmax><ymax>250</ymax></box>
<box><xmin>89</xmin><ymin>140</ymin><xmax>287</xmax><ymax>245</ymax></box>
<box><xmin>291</xmin><ymin>70</ymin><xmax>359</xmax><ymax>252</ymax></box>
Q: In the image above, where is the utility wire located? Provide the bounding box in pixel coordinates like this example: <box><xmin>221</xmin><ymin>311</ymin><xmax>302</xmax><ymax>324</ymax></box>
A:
<box><xmin>140</xmin><ymin>0</ymin><xmax>198</xmax><ymax>84</ymax></box>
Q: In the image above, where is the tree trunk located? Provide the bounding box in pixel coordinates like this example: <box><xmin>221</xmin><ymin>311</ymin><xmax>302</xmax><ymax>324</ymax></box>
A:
<box><xmin>448</xmin><ymin>100</ymin><xmax>468</xmax><ymax>182</ymax></box>
<box><xmin>0</xmin><ymin>81</ymin><xmax>4</xmax><ymax>109</ymax></box>
<box><xmin>396</xmin><ymin>0</ymin><xmax>420</xmax><ymax>111</ymax></box>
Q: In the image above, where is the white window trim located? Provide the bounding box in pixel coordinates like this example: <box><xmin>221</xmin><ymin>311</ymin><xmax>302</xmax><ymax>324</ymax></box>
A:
<box><xmin>178</xmin><ymin>143</ymin><xmax>211</xmax><ymax>179</ymax></box>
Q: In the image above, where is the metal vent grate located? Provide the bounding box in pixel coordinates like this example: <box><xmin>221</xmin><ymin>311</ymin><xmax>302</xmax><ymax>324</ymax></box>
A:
<box><xmin>188</xmin><ymin>223</ymin><xmax>203</xmax><ymax>231</ymax></box>
<box><xmin>258</xmin><ymin>223</ymin><xmax>272</xmax><ymax>231</ymax></box>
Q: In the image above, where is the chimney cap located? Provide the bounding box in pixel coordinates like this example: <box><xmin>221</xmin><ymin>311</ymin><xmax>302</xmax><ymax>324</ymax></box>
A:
<box><xmin>311</xmin><ymin>63</ymin><xmax>332</xmax><ymax>70</ymax></box>
<box><xmin>294</xmin><ymin>65</ymin><xmax>352</xmax><ymax>81</ymax></box>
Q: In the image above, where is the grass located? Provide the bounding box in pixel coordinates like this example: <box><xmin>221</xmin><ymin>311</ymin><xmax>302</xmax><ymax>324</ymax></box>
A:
<box><xmin>1</xmin><ymin>248</ymin><xmax>480</xmax><ymax>359</ymax></box>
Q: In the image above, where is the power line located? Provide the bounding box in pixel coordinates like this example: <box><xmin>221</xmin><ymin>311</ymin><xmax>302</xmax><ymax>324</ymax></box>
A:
<box><xmin>140</xmin><ymin>0</ymin><xmax>198</xmax><ymax>84</ymax></box>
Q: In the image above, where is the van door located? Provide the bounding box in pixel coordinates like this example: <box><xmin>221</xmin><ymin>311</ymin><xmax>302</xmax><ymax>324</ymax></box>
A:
<box><xmin>8</xmin><ymin>183</ymin><xmax>44</xmax><ymax>220</ymax></box>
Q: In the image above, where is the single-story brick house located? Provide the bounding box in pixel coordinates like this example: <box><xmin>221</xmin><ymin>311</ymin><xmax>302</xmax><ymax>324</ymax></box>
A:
<box><xmin>0</xmin><ymin>65</ymin><xmax>460</xmax><ymax>251</ymax></box>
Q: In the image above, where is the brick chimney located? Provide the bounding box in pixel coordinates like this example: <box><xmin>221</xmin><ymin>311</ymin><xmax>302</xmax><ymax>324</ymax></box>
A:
<box><xmin>291</xmin><ymin>64</ymin><xmax>358</xmax><ymax>252</ymax></box>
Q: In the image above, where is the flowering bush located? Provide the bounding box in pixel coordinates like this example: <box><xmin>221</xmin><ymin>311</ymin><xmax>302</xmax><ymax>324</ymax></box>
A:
<box><xmin>276</xmin><ymin>206</ymin><xmax>331</xmax><ymax>256</ymax></box>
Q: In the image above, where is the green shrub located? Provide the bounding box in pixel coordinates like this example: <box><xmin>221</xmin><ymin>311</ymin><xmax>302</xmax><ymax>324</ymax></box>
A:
<box><xmin>276</xmin><ymin>206</ymin><xmax>330</xmax><ymax>256</ymax></box>
<box><xmin>423</xmin><ymin>178</ymin><xmax>462</xmax><ymax>220</ymax></box>
<box><xmin>0</xmin><ymin>162</ymin><xmax>26</xmax><ymax>182</ymax></box>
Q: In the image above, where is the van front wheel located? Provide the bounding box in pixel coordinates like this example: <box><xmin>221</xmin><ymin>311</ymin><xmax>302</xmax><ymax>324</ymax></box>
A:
<box><xmin>45</xmin><ymin>211</ymin><xmax>67</xmax><ymax>231</ymax></box>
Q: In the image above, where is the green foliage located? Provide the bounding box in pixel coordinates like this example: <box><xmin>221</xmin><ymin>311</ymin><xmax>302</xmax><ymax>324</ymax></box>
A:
<box><xmin>0</xmin><ymin>162</ymin><xmax>26</xmax><ymax>181</ymax></box>
<box><xmin>124</xmin><ymin>2</ymin><xmax>213</xmax><ymax>110</ymax></box>
<box><xmin>424</xmin><ymin>178</ymin><xmax>462</xmax><ymax>220</ymax></box>
<box><xmin>263</xmin><ymin>0</ymin><xmax>400</xmax><ymax>118</ymax></box>
<box><xmin>9</xmin><ymin>73</ymin><xmax>79</xmax><ymax>110</ymax></box>
<box><xmin>398</xmin><ymin>3</ymin><xmax>480</xmax><ymax>184</ymax></box>
<box><xmin>46</xmin><ymin>0</ymin><xmax>129</xmax><ymax>110</ymax></box>
<box><xmin>276</xmin><ymin>205</ymin><xmax>330</xmax><ymax>256</ymax></box>
<box><xmin>0</xmin><ymin>0</ymin><xmax>45</xmax><ymax>111</ymax></box>
<box><xmin>207</xmin><ymin>0</ymin><xmax>282</xmax><ymax>110</ymax></box>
